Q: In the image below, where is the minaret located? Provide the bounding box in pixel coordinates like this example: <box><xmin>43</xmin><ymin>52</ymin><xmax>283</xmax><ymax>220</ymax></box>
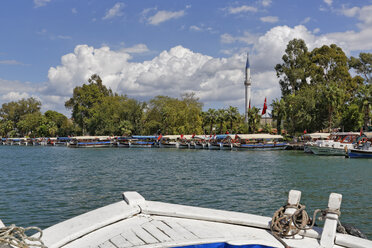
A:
<box><xmin>244</xmin><ymin>52</ymin><xmax>251</xmax><ymax>124</ymax></box>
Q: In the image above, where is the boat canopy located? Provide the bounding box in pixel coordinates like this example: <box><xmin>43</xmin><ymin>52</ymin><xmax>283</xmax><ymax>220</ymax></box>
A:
<box><xmin>131</xmin><ymin>135</ymin><xmax>156</xmax><ymax>139</ymax></box>
<box><xmin>364</xmin><ymin>132</ymin><xmax>372</xmax><ymax>139</ymax></box>
<box><xmin>72</xmin><ymin>136</ymin><xmax>112</xmax><ymax>140</ymax></box>
<box><xmin>237</xmin><ymin>134</ymin><xmax>284</xmax><ymax>140</ymax></box>
<box><xmin>304</xmin><ymin>133</ymin><xmax>330</xmax><ymax>139</ymax></box>
<box><xmin>57</xmin><ymin>137</ymin><xmax>71</xmax><ymax>141</ymax></box>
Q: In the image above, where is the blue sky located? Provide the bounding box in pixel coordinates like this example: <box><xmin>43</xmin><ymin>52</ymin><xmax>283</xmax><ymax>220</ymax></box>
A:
<box><xmin>0</xmin><ymin>0</ymin><xmax>371</xmax><ymax>116</ymax></box>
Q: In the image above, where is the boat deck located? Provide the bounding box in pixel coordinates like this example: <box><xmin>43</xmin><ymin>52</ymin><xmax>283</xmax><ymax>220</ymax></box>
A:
<box><xmin>36</xmin><ymin>191</ymin><xmax>372</xmax><ymax>248</ymax></box>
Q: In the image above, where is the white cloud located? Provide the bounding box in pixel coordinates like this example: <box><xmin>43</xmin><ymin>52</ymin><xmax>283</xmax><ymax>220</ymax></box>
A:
<box><xmin>220</xmin><ymin>32</ymin><xmax>258</xmax><ymax>45</ymax></box>
<box><xmin>120</xmin><ymin>44</ymin><xmax>149</xmax><ymax>54</ymax></box>
<box><xmin>226</xmin><ymin>5</ymin><xmax>258</xmax><ymax>14</ymax></box>
<box><xmin>2</xmin><ymin>92</ymin><xmax>30</xmax><ymax>102</ymax></box>
<box><xmin>34</xmin><ymin>0</ymin><xmax>50</xmax><ymax>8</ymax></box>
<box><xmin>0</xmin><ymin>60</ymin><xmax>24</xmax><ymax>65</ymax></box>
<box><xmin>301</xmin><ymin>17</ymin><xmax>311</xmax><ymax>24</ymax></box>
<box><xmin>260</xmin><ymin>16</ymin><xmax>279</xmax><ymax>23</ymax></box>
<box><xmin>324</xmin><ymin>0</ymin><xmax>333</xmax><ymax>6</ymax></box>
<box><xmin>72</xmin><ymin>8</ymin><xmax>77</xmax><ymax>14</ymax></box>
<box><xmin>103</xmin><ymin>2</ymin><xmax>125</xmax><ymax>20</ymax></box>
<box><xmin>147</xmin><ymin>10</ymin><xmax>185</xmax><ymax>25</ymax></box>
<box><xmin>190</xmin><ymin>25</ymin><xmax>202</xmax><ymax>32</ymax></box>
<box><xmin>261</xmin><ymin>0</ymin><xmax>272</xmax><ymax>7</ymax></box>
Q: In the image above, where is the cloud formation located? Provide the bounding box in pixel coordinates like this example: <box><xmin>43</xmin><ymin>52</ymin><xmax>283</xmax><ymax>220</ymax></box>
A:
<box><xmin>226</xmin><ymin>5</ymin><xmax>258</xmax><ymax>14</ymax></box>
<box><xmin>34</xmin><ymin>0</ymin><xmax>50</xmax><ymax>8</ymax></box>
<box><xmin>147</xmin><ymin>10</ymin><xmax>185</xmax><ymax>25</ymax></box>
<box><xmin>103</xmin><ymin>2</ymin><xmax>125</xmax><ymax>20</ymax></box>
<box><xmin>260</xmin><ymin>16</ymin><xmax>279</xmax><ymax>23</ymax></box>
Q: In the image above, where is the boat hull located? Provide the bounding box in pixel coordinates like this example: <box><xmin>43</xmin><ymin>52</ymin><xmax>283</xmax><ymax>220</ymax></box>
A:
<box><xmin>347</xmin><ymin>149</ymin><xmax>372</xmax><ymax>158</ymax></box>
<box><xmin>309</xmin><ymin>145</ymin><xmax>346</xmax><ymax>156</ymax></box>
<box><xmin>236</xmin><ymin>143</ymin><xmax>288</xmax><ymax>150</ymax></box>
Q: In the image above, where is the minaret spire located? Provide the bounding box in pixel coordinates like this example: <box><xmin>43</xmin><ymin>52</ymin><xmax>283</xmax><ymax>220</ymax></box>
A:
<box><xmin>244</xmin><ymin>52</ymin><xmax>252</xmax><ymax>124</ymax></box>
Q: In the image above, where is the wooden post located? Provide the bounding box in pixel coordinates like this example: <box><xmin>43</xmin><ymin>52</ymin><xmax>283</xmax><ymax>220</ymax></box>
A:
<box><xmin>319</xmin><ymin>193</ymin><xmax>342</xmax><ymax>248</ymax></box>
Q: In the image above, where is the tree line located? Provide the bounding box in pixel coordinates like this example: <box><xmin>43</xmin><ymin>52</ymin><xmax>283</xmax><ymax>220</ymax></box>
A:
<box><xmin>0</xmin><ymin>74</ymin><xmax>254</xmax><ymax>137</ymax></box>
<box><xmin>0</xmin><ymin>39</ymin><xmax>370</xmax><ymax>138</ymax></box>
<box><xmin>272</xmin><ymin>39</ymin><xmax>371</xmax><ymax>135</ymax></box>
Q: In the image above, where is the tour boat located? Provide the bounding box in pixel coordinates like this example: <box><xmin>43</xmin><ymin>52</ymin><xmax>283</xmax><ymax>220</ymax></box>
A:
<box><xmin>191</xmin><ymin>136</ymin><xmax>207</xmax><ymax>149</ymax></box>
<box><xmin>69</xmin><ymin>136</ymin><xmax>113</xmax><ymax>148</ymax></box>
<box><xmin>346</xmin><ymin>135</ymin><xmax>372</xmax><ymax>158</ymax></box>
<box><xmin>116</xmin><ymin>137</ymin><xmax>130</xmax><ymax>148</ymax></box>
<box><xmin>303</xmin><ymin>133</ymin><xmax>330</xmax><ymax>153</ymax></box>
<box><xmin>129</xmin><ymin>136</ymin><xmax>158</xmax><ymax>148</ymax></box>
<box><xmin>234</xmin><ymin>134</ymin><xmax>288</xmax><ymax>150</ymax></box>
<box><xmin>309</xmin><ymin>133</ymin><xmax>359</xmax><ymax>156</ymax></box>
<box><xmin>54</xmin><ymin>137</ymin><xmax>71</xmax><ymax>146</ymax></box>
<box><xmin>3</xmin><ymin>190</ymin><xmax>368</xmax><ymax>248</ymax></box>
<box><xmin>159</xmin><ymin>135</ymin><xmax>179</xmax><ymax>148</ymax></box>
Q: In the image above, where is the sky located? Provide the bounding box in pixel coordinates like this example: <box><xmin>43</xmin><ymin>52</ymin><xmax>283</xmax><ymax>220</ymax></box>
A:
<box><xmin>0</xmin><ymin>0</ymin><xmax>372</xmax><ymax>116</ymax></box>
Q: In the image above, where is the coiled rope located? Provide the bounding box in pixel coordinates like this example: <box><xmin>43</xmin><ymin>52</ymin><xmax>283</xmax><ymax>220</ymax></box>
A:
<box><xmin>270</xmin><ymin>204</ymin><xmax>345</xmax><ymax>248</ymax></box>
<box><xmin>0</xmin><ymin>225</ymin><xmax>47</xmax><ymax>248</ymax></box>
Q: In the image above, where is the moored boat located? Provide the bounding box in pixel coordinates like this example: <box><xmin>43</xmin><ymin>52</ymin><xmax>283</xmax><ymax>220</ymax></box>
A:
<box><xmin>159</xmin><ymin>135</ymin><xmax>179</xmax><ymax>148</ymax></box>
<box><xmin>116</xmin><ymin>136</ymin><xmax>130</xmax><ymax>148</ymax></box>
<box><xmin>69</xmin><ymin>136</ymin><xmax>113</xmax><ymax>148</ymax></box>
<box><xmin>309</xmin><ymin>132</ymin><xmax>358</xmax><ymax>156</ymax></box>
<box><xmin>234</xmin><ymin>134</ymin><xmax>288</xmax><ymax>150</ymax></box>
<box><xmin>303</xmin><ymin>132</ymin><xmax>330</xmax><ymax>153</ymax></box>
<box><xmin>4</xmin><ymin>190</ymin><xmax>368</xmax><ymax>248</ymax></box>
<box><xmin>129</xmin><ymin>136</ymin><xmax>158</xmax><ymax>148</ymax></box>
<box><xmin>346</xmin><ymin>133</ymin><xmax>372</xmax><ymax>158</ymax></box>
<box><xmin>54</xmin><ymin>137</ymin><xmax>71</xmax><ymax>146</ymax></box>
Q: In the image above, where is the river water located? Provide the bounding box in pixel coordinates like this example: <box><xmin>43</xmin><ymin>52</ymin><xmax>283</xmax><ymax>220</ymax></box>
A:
<box><xmin>0</xmin><ymin>146</ymin><xmax>371</xmax><ymax>237</ymax></box>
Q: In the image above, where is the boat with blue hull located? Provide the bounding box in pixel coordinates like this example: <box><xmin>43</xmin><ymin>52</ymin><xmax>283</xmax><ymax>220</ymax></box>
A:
<box><xmin>129</xmin><ymin>136</ymin><xmax>158</xmax><ymax>148</ymax></box>
<box><xmin>234</xmin><ymin>134</ymin><xmax>288</xmax><ymax>150</ymax></box>
<box><xmin>69</xmin><ymin>136</ymin><xmax>113</xmax><ymax>148</ymax></box>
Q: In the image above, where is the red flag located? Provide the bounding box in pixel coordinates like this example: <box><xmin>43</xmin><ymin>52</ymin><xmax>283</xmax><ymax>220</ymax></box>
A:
<box><xmin>249</xmin><ymin>100</ymin><xmax>251</xmax><ymax>109</ymax></box>
<box><xmin>225</xmin><ymin>130</ymin><xmax>229</xmax><ymax>134</ymax></box>
<box><xmin>304</xmin><ymin>130</ymin><xmax>307</xmax><ymax>134</ymax></box>
<box><xmin>157</xmin><ymin>134</ymin><xmax>162</xmax><ymax>141</ymax></box>
<box><xmin>360</xmin><ymin>127</ymin><xmax>363</xmax><ymax>136</ymax></box>
<box><xmin>181</xmin><ymin>134</ymin><xmax>184</xmax><ymax>139</ymax></box>
<box><xmin>261</xmin><ymin>97</ymin><xmax>267</xmax><ymax>115</ymax></box>
<box><xmin>192</xmin><ymin>133</ymin><xmax>195</xmax><ymax>138</ymax></box>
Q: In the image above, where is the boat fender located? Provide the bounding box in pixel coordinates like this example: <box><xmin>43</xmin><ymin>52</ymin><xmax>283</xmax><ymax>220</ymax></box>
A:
<box><xmin>337</xmin><ymin>223</ymin><xmax>368</xmax><ymax>239</ymax></box>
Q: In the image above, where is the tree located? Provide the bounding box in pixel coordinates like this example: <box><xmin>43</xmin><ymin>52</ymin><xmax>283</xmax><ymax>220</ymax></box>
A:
<box><xmin>349</xmin><ymin>53</ymin><xmax>372</xmax><ymax>129</ymax></box>
<box><xmin>204</xmin><ymin>108</ymin><xmax>217</xmax><ymax>134</ymax></box>
<box><xmin>65</xmin><ymin>74</ymin><xmax>113</xmax><ymax>134</ymax></box>
<box><xmin>271</xmin><ymin>98</ymin><xmax>286</xmax><ymax>134</ymax></box>
<box><xmin>216</xmin><ymin>109</ymin><xmax>226</xmax><ymax>134</ymax></box>
<box><xmin>247</xmin><ymin>107</ymin><xmax>261</xmax><ymax>133</ymax></box>
<box><xmin>275</xmin><ymin>39</ymin><xmax>311</xmax><ymax>96</ymax></box>
<box><xmin>225</xmin><ymin>106</ymin><xmax>239</xmax><ymax>133</ymax></box>
<box><xmin>0</xmin><ymin>97</ymin><xmax>41</xmax><ymax>131</ymax></box>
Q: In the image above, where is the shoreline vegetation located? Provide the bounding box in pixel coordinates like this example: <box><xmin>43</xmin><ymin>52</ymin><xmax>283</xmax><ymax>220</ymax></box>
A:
<box><xmin>0</xmin><ymin>39</ymin><xmax>371</xmax><ymax>139</ymax></box>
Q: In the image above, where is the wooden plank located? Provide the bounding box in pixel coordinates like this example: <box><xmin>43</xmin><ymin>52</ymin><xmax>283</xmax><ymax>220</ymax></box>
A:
<box><xmin>120</xmin><ymin>229</ymin><xmax>146</xmax><ymax>246</ymax></box>
<box><xmin>141</xmin><ymin>221</ymin><xmax>172</xmax><ymax>243</ymax></box>
<box><xmin>131</xmin><ymin>225</ymin><xmax>159</xmax><ymax>244</ymax></box>
<box><xmin>161</xmin><ymin>220</ymin><xmax>199</xmax><ymax>240</ymax></box>
<box><xmin>99</xmin><ymin>240</ymin><xmax>117</xmax><ymax>248</ymax></box>
<box><xmin>110</xmin><ymin>234</ymin><xmax>133</xmax><ymax>248</ymax></box>
<box><xmin>150</xmin><ymin>220</ymin><xmax>187</xmax><ymax>241</ymax></box>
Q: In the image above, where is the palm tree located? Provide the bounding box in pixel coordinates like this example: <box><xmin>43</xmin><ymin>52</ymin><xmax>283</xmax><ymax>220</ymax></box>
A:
<box><xmin>216</xmin><ymin>109</ymin><xmax>226</xmax><ymax>134</ymax></box>
<box><xmin>271</xmin><ymin>98</ymin><xmax>286</xmax><ymax>134</ymax></box>
<box><xmin>248</xmin><ymin>107</ymin><xmax>261</xmax><ymax>133</ymax></box>
<box><xmin>205</xmin><ymin>108</ymin><xmax>217</xmax><ymax>134</ymax></box>
<box><xmin>225</xmin><ymin>106</ymin><xmax>239</xmax><ymax>133</ymax></box>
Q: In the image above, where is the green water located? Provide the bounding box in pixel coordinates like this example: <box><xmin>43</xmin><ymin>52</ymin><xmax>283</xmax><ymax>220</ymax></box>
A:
<box><xmin>0</xmin><ymin>146</ymin><xmax>371</xmax><ymax>237</ymax></box>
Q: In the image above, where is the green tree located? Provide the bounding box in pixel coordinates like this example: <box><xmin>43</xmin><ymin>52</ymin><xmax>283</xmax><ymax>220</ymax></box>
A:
<box><xmin>0</xmin><ymin>97</ymin><xmax>41</xmax><ymax>132</ymax></box>
<box><xmin>65</xmin><ymin>74</ymin><xmax>113</xmax><ymax>135</ymax></box>
<box><xmin>270</xmin><ymin>98</ymin><xmax>286</xmax><ymax>134</ymax></box>
<box><xmin>225</xmin><ymin>106</ymin><xmax>239</xmax><ymax>133</ymax></box>
<box><xmin>349</xmin><ymin>53</ymin><xmax>372</xmax><ymax>129</ymax></box>
<box><xmin>247</xmin><ymin>107</ymin><xmax>261</xmax><ymax>133</ymax></box>
<box><xmin>204</xmin><ymin>108</ymin><xmax>217</xmax><ymax>134</ymax></box>
<box><xmin>216</xmin><ymin>109</ymin><xmax>226</xmax><ymax>134</ymax></box>
<box><xmin>341</xmin><ymin>104</ymin><xmax>363</xmax><ymax>131</ymax></box>
<box><xmin>275</xmin><ymin>38</ymin><xmax>311</xmax><ymax>96</ymax></box>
